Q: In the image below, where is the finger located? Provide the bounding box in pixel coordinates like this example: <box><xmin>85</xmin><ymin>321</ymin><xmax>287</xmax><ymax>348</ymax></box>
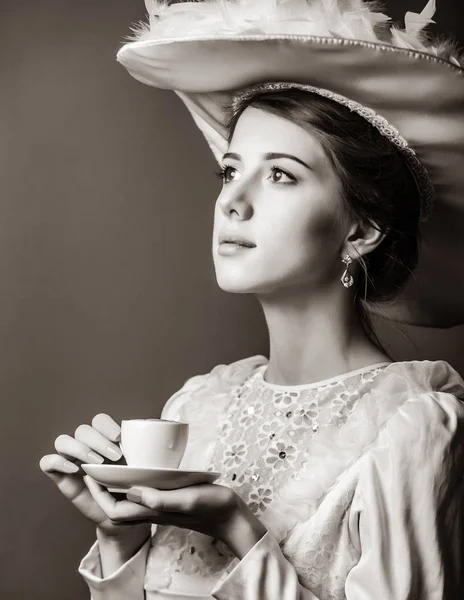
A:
<box><xmin>125</xmin><ymin>485</ymin><xmax>202</xmax><ymax>513</ymax></box>
<box><xmin>39</xmin><ymin>454</ymin><xmax>86</xmax><ymax>502</ymax></box>
<box><xmin>39</xmin><ymin>455</ymin><xmax>92</xmax><ymax>506</ymax></box>
<box><xmin>84</xmin><ymin>476</ymin><xmax>154</xmax><ymax>523</ymax></box>
<box><xmin>54</xmin><ymin>434</ymin><xmax>105</xmax><ymax>465</ymax></box>
<box><xmin>39</xmin><ymin>453</ymin><xmax>80</xmax><ymax>477</ymax></box>
<box><xmin>74</xmin><ymin>424</ymin><xmax>122</xmax><ymax>462</ymax></box>
<box><xmin>91</xmin><ymin>413</ymin><xmax>121</xmax><ymax>443</ymax></box>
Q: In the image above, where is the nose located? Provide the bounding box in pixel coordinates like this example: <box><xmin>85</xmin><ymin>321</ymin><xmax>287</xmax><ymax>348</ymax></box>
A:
<box><xmin>217</xmin><ymin>180</ymin><xmax>253</xmax><ymax>220</ymax></box>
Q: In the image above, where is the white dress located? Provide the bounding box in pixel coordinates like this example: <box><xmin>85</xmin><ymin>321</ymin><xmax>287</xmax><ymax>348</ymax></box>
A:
<box><xmin>78</xmin><ymin>355</ymin><xmax>464</xmax><ymax>599</ymax></box>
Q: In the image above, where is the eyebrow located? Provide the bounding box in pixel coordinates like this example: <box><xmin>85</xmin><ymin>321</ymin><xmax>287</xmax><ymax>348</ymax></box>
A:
<box><xmin>222</xmin><ymin>152</ymin><xmax>312</xmax><ymax>171</ymax></box>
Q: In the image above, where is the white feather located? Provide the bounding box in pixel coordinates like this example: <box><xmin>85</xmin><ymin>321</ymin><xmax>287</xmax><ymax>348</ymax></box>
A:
<box><xmin>391</xmin><ymin>27</ymin><xmax>421</xmax><ymax>51</ymax></box>
<box><xmin>127</xmin><ymin>0</ymin><xmax>461</xmax><ymax>67</ymax></box>
<box><xmin>405</xmin><ymin>0</ymin><xmax>436</xmax><ymax>37</ymax></box>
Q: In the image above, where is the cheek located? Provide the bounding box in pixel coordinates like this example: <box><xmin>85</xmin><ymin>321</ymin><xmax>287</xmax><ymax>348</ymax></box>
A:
<box><xmin>264</xmin><ymin>202</ymin><xmax>343</xmax><ymax>268</ymax></box>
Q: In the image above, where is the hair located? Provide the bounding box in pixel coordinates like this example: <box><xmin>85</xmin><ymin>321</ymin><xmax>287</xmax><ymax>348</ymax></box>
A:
<box><xmin>226</xmin><ymin>88</ymin><xmax>423</xmax><ymax>350</ymax></box>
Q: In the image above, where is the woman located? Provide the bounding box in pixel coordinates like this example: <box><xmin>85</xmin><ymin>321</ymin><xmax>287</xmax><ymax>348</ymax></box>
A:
<box><xmin>40</xmin><ymin>1</ymin><xmax>464</xmax><ymax>598</ymax></box>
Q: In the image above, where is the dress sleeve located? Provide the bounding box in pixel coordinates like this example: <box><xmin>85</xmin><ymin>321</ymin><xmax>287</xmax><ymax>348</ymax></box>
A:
<box><xmin>211</xmin><ymin>531</ymin><xmax>320</xmax><ymax>599</ymax></box>
<box><xmin>78</xmin><ymin>538</ymin><xmax>150</xmax><ymax>600</ymax></box>
<box><xmin>345</xmin><ymin>391</ymin><xmax>464</xmax><ymax>599</ymax></box>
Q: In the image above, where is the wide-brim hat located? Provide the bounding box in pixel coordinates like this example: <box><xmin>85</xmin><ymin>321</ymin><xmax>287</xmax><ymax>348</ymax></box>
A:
<box><xmin>116</xmin><ymin>0</ymin><xmax>464</xmax><ymax>328</ymax></box>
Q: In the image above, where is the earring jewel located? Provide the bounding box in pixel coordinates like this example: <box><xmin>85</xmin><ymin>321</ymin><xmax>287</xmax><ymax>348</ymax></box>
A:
<box><xmin>341</xmin><ymin>254</ymin><xmax>354</xmax><ymax>288</ymax></box>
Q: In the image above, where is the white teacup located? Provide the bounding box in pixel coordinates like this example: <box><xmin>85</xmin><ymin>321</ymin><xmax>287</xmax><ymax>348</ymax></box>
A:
<box><xmin>119</xmin><ymin>419</ymin><xmax>189</xmax><ymax>469</ymax></box>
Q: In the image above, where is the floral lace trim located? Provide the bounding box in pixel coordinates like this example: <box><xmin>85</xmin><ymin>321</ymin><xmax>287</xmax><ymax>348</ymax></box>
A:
<box><xmin>233</xmin><ymin>82</ymin><xmax>434</xmax><ymax>221</ymax></box>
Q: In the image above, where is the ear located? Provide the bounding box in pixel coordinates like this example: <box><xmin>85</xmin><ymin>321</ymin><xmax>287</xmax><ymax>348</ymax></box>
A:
<box><xmin>343</xmin><ymin>219</ymin><xmax>387</xmax><ymax>260</ymax></box>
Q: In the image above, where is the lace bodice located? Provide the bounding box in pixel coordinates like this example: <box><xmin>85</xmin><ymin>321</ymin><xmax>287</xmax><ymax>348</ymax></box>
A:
<box><xmin>141</xmin><ymin>357</ymin><xmax>464</xmax><ymax>597</ymax></box>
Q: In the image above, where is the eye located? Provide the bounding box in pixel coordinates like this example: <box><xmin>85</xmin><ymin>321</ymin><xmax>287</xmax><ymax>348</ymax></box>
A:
<box><xmin>216</xmin><ymin>165</ymin><xmax>240</xmax><ymax>184</ymax></box>
<box><xmin>269</xmin><ymin>167</ymin><xmax>296</xmax><ymax>184</ymax></box>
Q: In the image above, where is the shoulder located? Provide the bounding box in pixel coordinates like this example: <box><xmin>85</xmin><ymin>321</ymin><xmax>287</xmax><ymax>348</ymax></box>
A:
<box><xmin>378</xmin><ymin>358</ymin><xmax>464</xmax><ymax>398</ymax></box>
<box><xmin>378</xmin><ymin>359</ymin><xmax>464</xmax><ymax>444</ymax></box>
<box><xmin>362</xmin><ymin>361</ymin><xmax>464</xmax><ymax>489</ymax></box>
<box><xmin>387</xmin><ymin>389</ymin><xmax>464</xmax><ymax>456</ymax></box>
<box><xmin>161</xmin><ymin>354</ymin><xmax>268</xmax><ymax>421</ymax></box>
<box><xmin>363</xmin><ymin>359</ymin><xmax>464</xmax><ymax>444</ymax></box>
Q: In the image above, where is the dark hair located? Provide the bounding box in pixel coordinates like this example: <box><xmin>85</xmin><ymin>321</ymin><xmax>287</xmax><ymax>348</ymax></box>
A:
<box><xmin>226</xmin><ymin>89</ymin><xmax>422</xmax><ymax>347</ymax></box>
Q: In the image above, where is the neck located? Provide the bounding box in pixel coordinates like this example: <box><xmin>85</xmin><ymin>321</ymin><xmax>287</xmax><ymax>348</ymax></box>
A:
<box><xmin>256</xmin><ymin>283</ymin><xmax>391</xmax><ymax>386</ymax></box>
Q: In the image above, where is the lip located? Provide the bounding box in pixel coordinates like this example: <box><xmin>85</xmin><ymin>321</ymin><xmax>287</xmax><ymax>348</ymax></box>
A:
<box><xmin>218</xmin><ymin>243</ymin><xmax>255</xmax><ymax>256</ymax></box>
<box><xmin>218</xmin><ymin>232</ymin><xmax>256</xmax><ymax>247</ymax></box>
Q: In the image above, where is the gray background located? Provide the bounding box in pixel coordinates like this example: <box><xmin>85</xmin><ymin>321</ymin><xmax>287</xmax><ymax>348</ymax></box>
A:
<box><xmin>0</xmin><ymin>1</ymin><xmax>463</xmax><ymax>598</ymax></box>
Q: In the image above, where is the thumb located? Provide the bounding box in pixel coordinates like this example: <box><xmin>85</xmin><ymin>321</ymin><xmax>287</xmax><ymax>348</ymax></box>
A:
<box><xmin>126</xmin><ymin>486</ymin><xmax>194</xmax><ymax>513</ymax></box>
<box><xmin>126</xmin><ymin>487</ymin><xmax>161</xmax><ymax>509</ymax></box>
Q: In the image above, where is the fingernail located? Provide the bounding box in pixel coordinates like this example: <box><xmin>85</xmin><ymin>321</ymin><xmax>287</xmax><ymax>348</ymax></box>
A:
<box><xmin>106</xmin><ymin>446</ymin><xmax>122</xmax><ymax>460</ymax></box>
<box><xmin>63</xmin><ymin>461</ymin><xmax>79</xmax><ymax>473</ymax></box>
<box><xmin>109</xmin><ymin>425</ymin><xmax>121</xmax><ymax>442</ymax></box>
<box><xmin>87</xmin><ymin>451</ymin><xmax>104</xmax><ymax>464</ymax></box>
<box><xmin>126</xmin><ymin>488</ymin><xmax>142</xmax><ymax>503</ymax></box>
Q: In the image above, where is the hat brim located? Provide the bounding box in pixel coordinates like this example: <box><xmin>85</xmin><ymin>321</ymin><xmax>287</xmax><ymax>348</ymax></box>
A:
<box><xmin>117</xmin><ymin>35</ymin><xmax>464</xmax><ymax>328</ymax></box>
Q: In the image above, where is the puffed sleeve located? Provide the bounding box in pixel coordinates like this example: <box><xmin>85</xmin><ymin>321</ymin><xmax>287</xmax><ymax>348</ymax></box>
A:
<box><xmin>345</xmin><ymin>391</ymin><xmax>464</xmax><ymax>599</ymax></box>
<box><xmin>211</xmin><ymin>531</ymin><xmax>320</xmax><ymax>599</ymax></box>
<box><xmin>78</xmin><ymin>372</ymin><xmax>210</xmax><ymax>599</ymax></box>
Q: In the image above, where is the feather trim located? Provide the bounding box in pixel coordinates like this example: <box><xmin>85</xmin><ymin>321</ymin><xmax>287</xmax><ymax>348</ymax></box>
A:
<box><xmin>126</xmin><ymin>0</ymin><xmax>463</xmax><ymax>68</ymax></box>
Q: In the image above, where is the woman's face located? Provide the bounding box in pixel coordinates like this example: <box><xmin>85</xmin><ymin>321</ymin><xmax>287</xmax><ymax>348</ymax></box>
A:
<box><xmin>212</xmin><ymin>106</ymin><xmax>351</xmax><ymax>297</ymax></box>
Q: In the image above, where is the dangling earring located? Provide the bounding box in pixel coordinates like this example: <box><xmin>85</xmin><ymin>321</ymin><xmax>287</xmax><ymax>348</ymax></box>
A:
<box><xmin>341</xmin><ymin>254</ymin><xmax>354</xmax><ymax>288</ymax></box>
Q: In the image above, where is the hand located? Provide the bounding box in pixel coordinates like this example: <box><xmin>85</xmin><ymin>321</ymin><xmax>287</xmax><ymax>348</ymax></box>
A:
<box><xmin>84</xmin><ymin>477</ymin><xmax>267</xmax><ymax>558</ymax></box>
<box><xmin>39</xmin><ymin>413</ymin><xmax>147</xmax><ymax>538</ymax></box>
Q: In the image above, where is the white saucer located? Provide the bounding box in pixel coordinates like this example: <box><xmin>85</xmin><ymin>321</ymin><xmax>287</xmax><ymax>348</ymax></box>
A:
<box><xmin>82</xmin><ymin>464</ymin><xmax>221</xmax><ymax>493</ymax></box>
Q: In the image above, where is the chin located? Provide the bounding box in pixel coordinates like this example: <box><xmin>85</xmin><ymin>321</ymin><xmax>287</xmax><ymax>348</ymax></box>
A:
<box><xmin>213</xmin><ymin>257</ymin><xmax>285</xmax><ymax>294</ymax></box>
<box><xmin>213</xmin><ymin>267</ymin><xmax>259</xmax><ymax>293</ymax></box>
<box><xmin>215</xmin><ymin>271</ymin><xmax>281</xmax><ymax>295</ymax></box>
<box><xmin>216</xmin><ymin>277</ymin><xmax>257</xmax><ymax>294</ymax></box>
